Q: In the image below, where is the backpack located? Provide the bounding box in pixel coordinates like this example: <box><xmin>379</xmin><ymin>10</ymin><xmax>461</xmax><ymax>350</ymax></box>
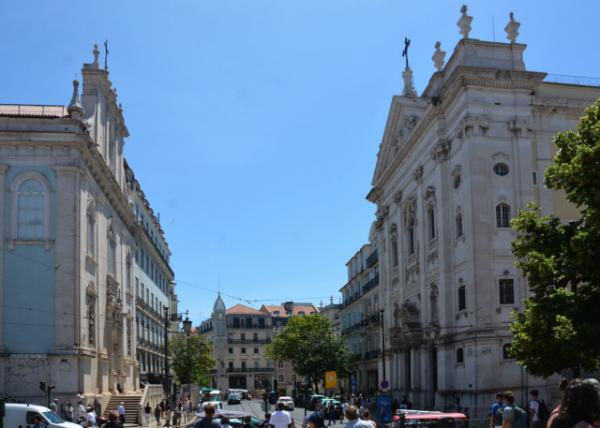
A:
<box><xmin>536</xmin><ymin>400</ymin><xmax>550</xmax><ymax>424</ymax></box>
<box><xmin>512</xmin><ymin>406</ymin><xmax>528</xmax><ymax>428</ymax></box>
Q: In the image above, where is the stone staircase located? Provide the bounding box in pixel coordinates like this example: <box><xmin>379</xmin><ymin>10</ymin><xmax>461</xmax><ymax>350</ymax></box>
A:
<box><xmin>104</xmin><ymin>394</ymin><xmax>142</xmax><ymax>425</ymax></box>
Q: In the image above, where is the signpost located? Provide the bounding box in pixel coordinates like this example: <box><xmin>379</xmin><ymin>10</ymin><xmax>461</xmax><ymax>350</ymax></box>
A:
<box><xmin>325</xmin><ymin>371</ymin><xmax>337</xmax><ymax>390</ymax></box>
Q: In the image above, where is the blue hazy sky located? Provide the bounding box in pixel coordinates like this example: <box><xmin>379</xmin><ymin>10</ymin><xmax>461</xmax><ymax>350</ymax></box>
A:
<box><xmin>1</xmin><ymin>1</ymin><xmax>599</xmax><ymax>324</ymax></box>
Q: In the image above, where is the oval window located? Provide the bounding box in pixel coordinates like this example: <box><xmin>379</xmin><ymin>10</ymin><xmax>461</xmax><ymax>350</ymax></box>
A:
<box><xmin>493</xmin><ymin>163</ymin><xmax>509</xmax><ymax>176</ymax></box>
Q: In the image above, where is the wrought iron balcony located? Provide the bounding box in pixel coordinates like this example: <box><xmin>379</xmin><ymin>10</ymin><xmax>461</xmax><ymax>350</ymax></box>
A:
<box><xmin>366</xmin><ymin>250</ymin><xmax>378</xmax><ymax>268</ymax></box>
<box><xmin>227</xmin><ymin>338</ymin><xmax>271</xmax><ymax>344</ymax></box>
<box><xmin>362</xmin><ymin>276</ymin><xmax>379</xmax><ymax>293</ymax></box>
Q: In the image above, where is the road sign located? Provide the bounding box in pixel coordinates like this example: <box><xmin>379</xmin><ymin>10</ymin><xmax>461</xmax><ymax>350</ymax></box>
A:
<box><xmin>380</xmin><ymin>379</ymin><xmax>390</xmax><ymax>390</ymax></box>
<box><xmin>325</xmin><ymin>371</ymin><xmax>337</xmax><ymax>389</ymax></box>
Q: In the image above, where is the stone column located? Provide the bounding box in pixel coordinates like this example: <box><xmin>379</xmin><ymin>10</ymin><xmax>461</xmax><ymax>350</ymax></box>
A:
<box><xmin>53</xmin><ymin>166</ymin><xmax>83</xmax><ymax>351</ymax></box>
<box><xmin>0</xmin><ymin>165</ymin><xmax>9</xmax><ymax>352</ymax></box>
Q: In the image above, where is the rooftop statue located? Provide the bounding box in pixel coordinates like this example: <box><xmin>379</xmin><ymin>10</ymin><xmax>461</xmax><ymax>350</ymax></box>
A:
<box><xmin>457</xmin><ymin>5</ymin><xmax>473</xmax><ymax>39</ymax></box>
<box><xmin>504</xmin><ymin>12</ymin><xmax>521</xmax><ymax>43</ymax></box>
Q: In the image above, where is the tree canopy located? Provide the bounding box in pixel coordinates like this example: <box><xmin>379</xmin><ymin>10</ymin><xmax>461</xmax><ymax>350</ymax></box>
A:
<box><xmin>170</xmin><ymin>334</ymin><xmax>215</xmax><ymax>385</ymax></box>
<box><xmin>510</xmin><ymin>99</ymin><xmax>600</xmax><ymax>377</ymax></box>
<box><xmin>266</xmin><ymin>314</ymin><xmax>354</xmax><ymax>393</ymax></box>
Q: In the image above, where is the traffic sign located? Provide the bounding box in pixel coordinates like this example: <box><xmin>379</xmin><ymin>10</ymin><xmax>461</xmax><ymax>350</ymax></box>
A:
<box><xmin>380</xmin><ymin>379</ymin><xmax>390</xmax><ymax>390</ymax></box>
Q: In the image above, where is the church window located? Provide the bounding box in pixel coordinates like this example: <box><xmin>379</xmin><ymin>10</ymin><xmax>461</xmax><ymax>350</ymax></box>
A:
<box><xmin>499</xmin><ymin>278</ymin><xmax>515</xmax><ymax>304</ymax></box>
<box><xmin>16</xmin><ymin>178</ymin><xmax>47</xmax><ymax>240</ymax></box>
<box><xmin>493</xmin><ymin>163</ymin><xmax>509</xmax><ymax>176</ymax></box>
<box><xmin>427</xmin><ymin>207</ymin><xmax>436</xmax><ymax>240</ymax></box>
<box><xmin>502</xmin><ymin>343</ymin><xmax>513</xmax><ymax>360</ymax></box>
<box><xmin>456</xmin><ymin>348</ymin><xmax>464</xmax><ymax>364</ymax></box>
<box><xmin>496</xmin><ymin>203</ymin><xmax>511</xmax><ymax>228</ymax></box>
<box><xmin>458</xmin><ymin>281</ymin><xmax>466</xmax><ymax>311</ymax></box>
<box><xmin>456</xmin><ymin>212</ymin><xmax>463</xmax><ymax>238</ymax></box>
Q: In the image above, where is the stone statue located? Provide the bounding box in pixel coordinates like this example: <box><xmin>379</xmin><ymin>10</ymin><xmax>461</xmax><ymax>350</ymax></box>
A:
<box><xmin>432</xmin><ymin>41</ymin><xmax>446</xmax><ymax>71</ymax></box>
<box><xmin>457</xmin><ymin>5</ymin><xmax>473</xmax><ymax>39</ymax></box>
<box><xmin>504</xmin><ymin>12</ymin><xmax>520</xmax><ymax>43</ymax></box>
<box><xmin>402</xmin><ymin>37</ymin><xmax>411</xmax><ymax>70</ymax></box>
<box><xmin>93</xmin><ymin>44</ymin><xmax>100</xmax><ymax>65</ymax></box>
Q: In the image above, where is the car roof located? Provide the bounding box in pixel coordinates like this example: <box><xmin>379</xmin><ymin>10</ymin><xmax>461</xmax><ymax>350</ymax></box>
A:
<box><xmin>7</xmin><ymin>403</ymin><xmax>51</xmax><ymax>412</ymax></box>
<box><xmin>279</xmin><ymin>396</ymin><xmax>292</xmax><ymax>400</ymax></box>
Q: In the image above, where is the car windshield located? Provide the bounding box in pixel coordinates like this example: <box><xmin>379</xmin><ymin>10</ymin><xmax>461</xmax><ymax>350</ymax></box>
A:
<box><xmin>43</xmin><ymin>411</ymin><xmax>65</xmax><ymax>423</ymax></box>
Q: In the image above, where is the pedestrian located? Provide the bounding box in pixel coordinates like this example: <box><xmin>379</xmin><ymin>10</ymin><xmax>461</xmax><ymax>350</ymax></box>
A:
<box><xmin>360</xmin><ymin>410</ymin><xmax>376</xmax><ymax>428</ymax></box>
<box><xmin>94</xmin><ymin>397</ymin><xmax>102</xmax><ymax>418</ymax></box>
<box><xmin>489</xmin><ymin>392</ymin><xmax>505</xmax><ymax>428</ymax></box>
<box><xmin>49</xmin><ymin>398</ymin><xmax>58</xmax><ymax>413</ymax></box>
<box><xmin>262</xmin><ymin>412</ymin><xmax>272</xmax><ymax>428</ymax></box>
<box><xmin>65</xmin><ymin>401</ymin><xmax>74</xmax><ymax>421</ymax></box>
<box><xmin>117</xmin><ymin>401</ymin><xmax>126</xmax><ymax>425</ymax></box>
<box><xmin>547</xmin><ymin>379</ymin><xmax>569</xmax><ymax>428</ymax></box>
<box><xmin>242</xmin><ymin>416</ymin><xmax>254</xmax><ymax>428</ymax></box>
<box><xmin>308</xmin><ymin>402</ymin><xmax>325</xmax><ymax>428</ymax></box>
<box><xmin>155</xmin><ymin>404</ymin><xmax>162</xmax><ymax>425</ymax></box>
<box><xmin>164</xmin><ymin>405</ymin><xmax>172</xmax><ymax>427</ymax></box>
<box><xmin>530</xmin><ymin>390</ymin><xmax>550</xmax><ymax>428</ymax></box>
<box><xmin>32</xmin><ymin>414</ymin><xmax>46</xmax><ymax>428</ymax></box>
<box><xmin>501</xmin><ymin>391</ymin><xmax>527</xmax><ymax>428</ymax></box>
<box><xmin>104</xmin><ymin>410</ymin><xmax>125</xmax><ymax>428</ymax></box>
<box><xmin>391</xmin><ymin>399</ymin><xmax>399</xmax><ymax>416</ymax></box>
<box><xmin>174</xmin><ymin>405</ymin><xmax>182</xmax><ymax>428</ymax></box>
<box><xmin>193</xmin><ymin>403</ymin><xmax>221</xmax><ymax>428</ymax></box>
<box><xmin>221</xmin><ymin>416</ymin><xmax>234</xmax><ymax>428</ymax></box>
<box><xmin>86</xmin><ymin>406</ymin><xmax>97</xmax><ymax>427</ymax></box>
<box><xmin>550</xmin><ymin>378</ymin><xmax>600</xmax><ymax>428</ymax></box>
<box><xmin>270</xmin><ymin>402</ymin><xmax>293</xmax><ymax>428</ymax></box>
<box><xmin>327</xmin><ymin>401</ymin><xmax>336</xmax><ymax>426</ymax></box>
<box><xmin>400</xmin><ymin>395</ymin><xmax>412</xmax><ymax>410</ymax></box>
<box><xmin>144</xmin><ymin>402</ymin><xmax>152</xmax><ymax>427</ymax></box>
<box><xmin>344</xmin><ymin>405</ymin><xmax>372</xmax><ymax>428</ymax></box>
<box><xmin>341</xmin><ymin>401</ymin><xmax>349</xmax><ymax>424</ymax></box>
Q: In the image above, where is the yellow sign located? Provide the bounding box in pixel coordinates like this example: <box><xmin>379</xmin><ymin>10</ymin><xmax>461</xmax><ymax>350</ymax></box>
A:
<box><xmin>325</xmin><ymin>371</ymin><xmax>337</xmax><ymax>389</ymax></box>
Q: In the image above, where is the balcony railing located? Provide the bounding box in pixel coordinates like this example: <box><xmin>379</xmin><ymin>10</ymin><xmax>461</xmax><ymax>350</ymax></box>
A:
<box><xmin>363</xmin><ymin>276</ymin><xmax>379</xmax><ymax>293</ymax></box>
<box><xmin>364</xmin><ymin>349</ymin><xmax>382</xmax><ymax>360</ymax></box>
<box><xmin>227</xmin><ymin>338</ymin><xmax>271</xmax><ymax>344</ymax></box>
<box><xmin>366</xmin><ymin>250</ymin><xmax>378</xmax><ymax>268</ymax></box>
<box><xmin>226</xmin><ymin>324</ymin><xmax>271</xmax><ymax>329</ymax></box>
<box><xmin>226</xmin><ymin>367</ymin><xmax>274</xmax><ymax>373</ymax></box>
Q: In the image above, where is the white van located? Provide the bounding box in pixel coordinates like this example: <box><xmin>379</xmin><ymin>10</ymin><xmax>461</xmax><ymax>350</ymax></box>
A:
<box><xmin>4</xmin><ymin>403</ymin><xmax>81</xmax><ymax>428</ymax></box>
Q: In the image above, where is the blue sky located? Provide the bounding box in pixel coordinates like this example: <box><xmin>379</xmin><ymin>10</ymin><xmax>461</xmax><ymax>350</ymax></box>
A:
<box><xmin>1</xmin><ymin>1</ymin><xmax>599</xmax><ymax>324</ymax></box>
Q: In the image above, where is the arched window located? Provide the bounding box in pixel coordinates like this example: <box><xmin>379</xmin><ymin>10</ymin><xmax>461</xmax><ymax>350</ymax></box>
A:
<box><xmin>496</xmin><ymin>203</ymin><xmax>511</xmax><ymax>228</ymax></box>
<box><xmin>458</xmin><ymin>280</ymin><xmax>466</xmax><ymax>311</ymax></box>
<box><xmin>427</xmin><ymin>207</ymin><xmax>436</xmax><ymax>240</ymax></box>
<box><xmin>456</xmin><ymin>348</ymin><xmax>464</xmax><ymax>364</ymax></box>
<box><xmin>16</xmin><ymin>178</ymin><xmax>47</xmax><ymax>240</ymax></box>
<box><xmin>456</xmin><ymin>212</ymin><xmax>463</xmax><ymax>238</ymax></box>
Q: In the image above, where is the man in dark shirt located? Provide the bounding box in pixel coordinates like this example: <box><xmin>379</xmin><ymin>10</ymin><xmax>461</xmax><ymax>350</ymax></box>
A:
<box><xmin>194</xmin><ymin>403</ymin><xmax>221</xmax><ymax>428</ymax></box>
<box><xmin>308</xmin><ymin>403</ymin><xmax>325</xmax><ymax>428</ymax></box>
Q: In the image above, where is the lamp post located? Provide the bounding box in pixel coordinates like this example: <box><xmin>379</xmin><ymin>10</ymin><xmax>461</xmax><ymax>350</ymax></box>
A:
<box><xmin>183</xmin><ymin>311</ymin><xmax>192</xmax><ymax>385</ymax></box>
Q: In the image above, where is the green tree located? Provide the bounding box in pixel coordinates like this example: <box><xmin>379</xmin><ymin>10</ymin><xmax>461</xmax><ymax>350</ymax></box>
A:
<box><xmin>170</xmin><ymin>334</ymin><xmax>215</xmax><ymax>385</ymax></box>
<box><xmin>511</xmin><ymin>99</ymin><xmax>600</xmax><ymax>377</ymax></box>
<box><xmin>266</xmin><ymin>314</ymin><xmax>355</xmax><ymax>393</ymax></box>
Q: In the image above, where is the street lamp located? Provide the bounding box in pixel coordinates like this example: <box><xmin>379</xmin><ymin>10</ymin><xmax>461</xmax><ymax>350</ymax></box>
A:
<box><xmin>183</xmin><ymin>313</ymin><xmax>192</xmax><ymax>336</ymax></box>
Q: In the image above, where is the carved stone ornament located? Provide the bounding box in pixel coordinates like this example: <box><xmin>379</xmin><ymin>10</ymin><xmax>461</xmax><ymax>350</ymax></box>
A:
<box><xmin>425</xmin><ymin>186</ymin><xmax>436</xmax><ymax>203</ymax></box>
<box><xmin>86</xmin><ymin>281</ymin><xmax>97</xmax><ymax>298</ymax></box>
<box><xmin>508</xmin><ymin>119</ymin><xmax>532</xmax><ymax>135</ymax></box>
<box><xmin>412</xmin><ymin>165</ymin><xmax>423</xmax><ymax>182</ymax></box>
<box><xmin>432</xmin><ymin>41</ymin><xmax>446</xmax><ymax>71</ymax></box>
<box><xmin>396</xmin><ymin>114</ymin><xmax>419</xmax><ymax>144</ymax></box>
<box><xmin>107</xmin><ymin>217</ymin><xmax>115</xmax><ymax>244</ymax></box>
<box><xmin>431</xmin><ymin>139</ymin><xmax>452</xmax><ymax>162</ymax></box>
<box><xmin>93</xmin><ymin>44</ymin><xmax>100</xmax><ymax>66</ymax></box>
<box><xmin>403</xmin><ymin>198</ymin><xmax>417</xmax><ymax>227</ymax></box>
<box><xmin>393</xmin><ymin>190</ymin><xmax>403</xmax><ymax>204</ymax></box>
<box><xmin>457</xmin><ymin>5</ymin><xmax>473</xmax><ymax>39</ymax></box>
<box><xmin>504</xmin><ymin>12</ymin><xmax>520</xmax><ymax>43</ymax></box>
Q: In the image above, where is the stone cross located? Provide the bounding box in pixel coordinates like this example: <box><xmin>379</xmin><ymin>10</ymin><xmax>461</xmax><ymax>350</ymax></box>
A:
<box><xmin>402</xmin><ymin>37</ymin><xmax>411</xmax><ymax>70</ymax></box>
<box><xmin>104</xmin><ymin>40</ymin><xmax>109</xmax><ymax>70</ymax></box>
<box><xmin>457</xmin><ymin>4</ymin><xmax>473</xmax><ymax>39</ymax></box>
<box><xmin>504</xmin><ymin>12</ymin><xmax>520</xmax><ymax>43</ymax></box>
<box><xmin>432</xmin><ymin>41</ymin><xmax>446</xmax><ymax>71</ymax></box>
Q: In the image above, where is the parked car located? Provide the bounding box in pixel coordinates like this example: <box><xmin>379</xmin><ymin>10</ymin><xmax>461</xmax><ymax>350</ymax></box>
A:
<box><xmin>228</xmin><ymin>393</ymin><xmax>241</xmax><ymax>405</ymax></box>
<box><xmin>4</xmin><ymin>403</ymin><xmax>81</xmax><ymax>428</ymax></box>
<box><xmin>277</xmin><ymin>396</ymin><xmax>294</xmax><ymax>410</ymax></box>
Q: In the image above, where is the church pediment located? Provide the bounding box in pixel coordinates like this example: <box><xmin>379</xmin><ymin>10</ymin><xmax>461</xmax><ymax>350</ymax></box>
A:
<box><xmin>372</xmin><ymin>96</ymin><xmax>428</xmax><ymax>189</ymax></box>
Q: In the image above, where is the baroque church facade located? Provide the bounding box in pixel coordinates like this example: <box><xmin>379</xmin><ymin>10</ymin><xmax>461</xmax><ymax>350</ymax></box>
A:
<box><xmin>342</xmin><ymin>7</ymin><xmax>600</xmax><ymax>415</ymax></box>
<box><xmin>0</xmin><ymin>46</ymin><xmax>173</xmax><ymax>401</ymax></box>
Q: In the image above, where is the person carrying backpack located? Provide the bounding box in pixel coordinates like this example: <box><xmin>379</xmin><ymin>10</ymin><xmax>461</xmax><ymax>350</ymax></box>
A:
<box><xmin>530</xmin><ymin>390</ymin><xmax>550</xmax><ymax>428</ymax></box>
<box><xmin>501</xmin><ymin>391</ymin><xmax>528</xmax><ymax>428</ymax></box>
<box><xmin>489</xmin><ymin>392</ymin><xmax>505</xmax><ymax>428</ymax></box>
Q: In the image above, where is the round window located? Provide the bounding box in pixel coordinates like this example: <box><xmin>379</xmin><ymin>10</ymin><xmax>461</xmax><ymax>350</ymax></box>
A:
<box><xmin>493</xmin><ymin>163</ymin><xmax>509</xmax><ymax>176</ymax></box>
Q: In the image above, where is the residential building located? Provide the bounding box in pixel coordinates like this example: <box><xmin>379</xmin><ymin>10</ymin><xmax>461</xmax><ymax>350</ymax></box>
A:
<box><xmin>340</xmin><ymin>242</ymin><xmax>381</xmax><ymax>394</ymax></box>
<box><xmin>260</xmin><ymin>302</ymin><xmax>318</xmax><ymax>395</ymax></box>
<box><xmin>318</xmin><ymin>298</ymin><xmax>343</xmax><ymax>338</ymax></box>
<box><xmin>199</xmin><ymin>294</ymin><xmax>274</xmax><ymax>393</ymax></box>
<box><xmin>126</xmin><ymin>164</ymin><xmax>176</xmax><ymax>385</ymax></box>
<box><xmin>362</xmin><ymin>8</ymin><xmax>600</xmax><ymax>414</ymax></box>
<box><xmin>0</xmin><ymin>46</ymin><xmax>145</xmax><ymax>401</ymax></box>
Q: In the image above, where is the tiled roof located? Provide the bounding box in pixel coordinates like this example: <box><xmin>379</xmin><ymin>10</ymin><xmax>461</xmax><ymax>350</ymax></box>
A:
<box><xmin>226</xmin><ymin>304</ymin><xmax>265</xmax><ymax>316</ymax></box>
<box><xmin>261</xmin><ymin>304</ymin><xmax>318</xmax><ymax>317</ymax></box>
<box><xmin>0</xmin><ymin>104</ymin><xmax>68</xmax><ymax>118</ymax></box>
